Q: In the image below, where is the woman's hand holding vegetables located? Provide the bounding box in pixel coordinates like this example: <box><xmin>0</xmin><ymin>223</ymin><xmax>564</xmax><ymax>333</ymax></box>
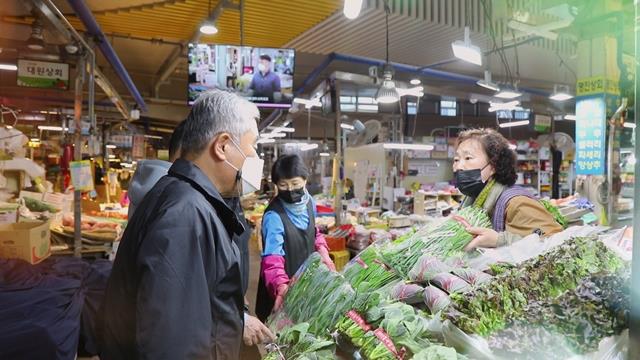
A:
<box><xmin>464</xmin><ymin>227</ymin><xmax>499</xmax><ymax>251</ymax></box>
<box><xmin>317</xmin><ymin>246</ymin><xmax>337</xmax><ymax>272</ymax></box>
<box><xmin>273</xmin><ymin>283</ymin><xmax>289</xmax><ymax>311</ymax></box>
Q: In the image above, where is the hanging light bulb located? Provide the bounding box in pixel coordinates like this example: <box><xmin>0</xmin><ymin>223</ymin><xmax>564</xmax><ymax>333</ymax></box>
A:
<box><xmin>199</xmin><ymin>21</ymin><xmax>218</xmax><ymax>35</ymax></box>
<box><xmin>343</xmin><ymin>0</ymin><xmax>364</xmax><ymax>19</ymax></box>
<box><xmin>375</xmin><ymin>3</ymin><xmax>399</xmax><ymax>104</ymax></box>
<box><xmin>199</xmin><ymin>0</ymin><xmax>218</xmax><ymax>35</ymax></box>
<box><xmin>376</xmin><ymin>65</ymin><xmax>400</xmax><ymax>104</ymax></box>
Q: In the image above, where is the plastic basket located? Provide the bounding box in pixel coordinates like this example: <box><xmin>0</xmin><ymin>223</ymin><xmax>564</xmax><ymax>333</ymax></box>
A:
<box><xmin>329</xmin><ymin>250</ymin><xmax>351</xmax><ymax>271</ymax></box>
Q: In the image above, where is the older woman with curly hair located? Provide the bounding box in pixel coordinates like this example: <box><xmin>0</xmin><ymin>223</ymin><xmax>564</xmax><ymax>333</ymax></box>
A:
<box><xmin>453</xmin><ymin>128</ymin><xmax>563</xmax><ymax>251</ymax></box>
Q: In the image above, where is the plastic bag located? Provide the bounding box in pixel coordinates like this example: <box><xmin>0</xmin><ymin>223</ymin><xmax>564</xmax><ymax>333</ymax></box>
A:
<box><xmin>387</xmin><ymin>281</ymin><xmax>424</xmax><ymax>305</ymax></box>
<box><xmin>424</xmin><ymin>285</ymin><xmax>451</xmax><ymax>314</ymax></box>
<box><xmin>408</xmin><ymin>253</ymin><xmax>452</xmax><ymax>283</ymax></box>
<box><xmin>441</xmin><ymin>320</ymin><xmax>494</xmax><ymax>360</ymax></box>
<box><xmin>431</xmin><ymin>273</ymin><xmax>471</xmax><ymax>294</ymax></box>
<box><xmin>451</xmin><ymin>268</ymin><xmax>492</xmax><ymax>287</ymax></box>
<box><xmin>465</xmin><ymin>225</ymin><xmax>608</xmax><ymax>271</ymax></box>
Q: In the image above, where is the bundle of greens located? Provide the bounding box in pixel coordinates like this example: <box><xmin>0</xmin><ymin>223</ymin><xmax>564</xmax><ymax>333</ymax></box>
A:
<box><xmin>431</xmin><ymin>273</ymin><xmax>471</xmax><ymax>294</ymax></box>
<box><xmin>540</xmin><ymin>199</ymin><xmax>568</xmax><ymax>229</ymax></box>
<box><xmin>386</xmin><ymin>281</ymin><xmax>425</xmax><ymax>305</ymax></box>
<box><xmin>269</xmin><ymin>253</ymin><xmax>356</xmax><ymax>335</ymax></box>
<box><xmin>488</xmin><ymin>271</ymin><xmax>630</xmax><ymax>356</ymax></box>
<box><xmin>447</xmin><ymin>237</ymin><xmax>625</xmax><ymax>336</ymax></box>
<box><xmin>342</xmin><ymin>245</ymin><xmax>400</xmax><ymax>291</ymax></box>
<box><xmin>423</xmin><ymin>286</ymin><xmax>451</xmax><ymax>314</ymax></box>
<box><xmin>381</xmin><ymin>207</ymin><xmax>491</xmax><ymax>276</ymax></box>
<box><xmin>413</xmin><ymin>345</ymin><xmax>466</xmax><ymax>360</ymax></box>
<box><xmin>365</xmin><ymin>302</ymin><xmax>434</xmax><ymax>357</ymax></box>
<box><xmin>263</xmin><ymin>322</ymin><xmax>336</xmax><ymax>360</ymax></box>
<box><xmin>451</xmin><ymin>268</ymin><xmax>492</xmax><ymax>287</ymax></box>
<box><xmin>408</xmin><ymin>254</ymin><xmax>452</xmax><ymax>284</ymax></box>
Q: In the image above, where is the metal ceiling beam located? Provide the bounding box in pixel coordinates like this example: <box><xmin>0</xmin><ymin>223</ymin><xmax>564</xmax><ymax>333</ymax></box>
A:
<box><xmin>67</xmin><ymin>0</ymin><xmax>147</xmax><ymax>112</ymax></box>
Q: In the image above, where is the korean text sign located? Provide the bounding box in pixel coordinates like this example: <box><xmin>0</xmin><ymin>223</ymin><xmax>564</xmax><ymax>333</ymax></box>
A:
<box><xmin>17</xmin><ymin>60</ymin><xmax>69</xmax><ymax>90</ymax></box>
<box><xmin>575</xmin><ymin>95</ymin><xmax>606</xmax><ymax>175</ymax></box>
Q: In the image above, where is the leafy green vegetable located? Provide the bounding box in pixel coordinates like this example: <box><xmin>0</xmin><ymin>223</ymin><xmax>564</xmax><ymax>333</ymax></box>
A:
<box><xmin>540</xmin><ymin>199</ymin><xmax>568</xmax><ymax>229</ymax></box>
<box><xmin>380</xmin><ymin>207</ymin><xmax>491</xmax><ymax>276</ymax></box>
<box><xmin>264</xmin><ymin>322</ymin><xmax>336</xmax><ymax>360</ymax></box>
<box><xmin>269</xmin><ymin>253</ymin><xmax>355</xmax><ymax>336</ymax></box>
<box><xmin>413</xmin><ymin>345</ymin><xmax>463</xmax><ymax>360</ymax></box>
<box><xmin>488</xmin><ymin>270</ymin><xmax>630</xmax><ymax>356</ymax></box>
<box><xmin>447</xmin><ymin>237</ymin><xmax>625</xmax><ymax>336</ymax></box>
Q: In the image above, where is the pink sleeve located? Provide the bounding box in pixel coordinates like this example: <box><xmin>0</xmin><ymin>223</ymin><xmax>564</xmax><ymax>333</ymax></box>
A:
<box><xmin>261</xmin><ymin>255</ymin><xmax>290</xmax><ymax>298</ymax></box>
<box><xmin>314</xmin><ymin>226</ymin><xmax>329</xmax><ymax>251</ymax></box>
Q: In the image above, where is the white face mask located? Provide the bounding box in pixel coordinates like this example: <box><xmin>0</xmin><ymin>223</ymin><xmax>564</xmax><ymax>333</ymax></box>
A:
<box><xmin>225</xmin><ymin>139</ymin><xmax>264</xmax><ymax>196</ymax></box>
<box><xmin>257</xmin><ymin>63</ymin><xmax>267</xmax><ymax>73</ymax></box>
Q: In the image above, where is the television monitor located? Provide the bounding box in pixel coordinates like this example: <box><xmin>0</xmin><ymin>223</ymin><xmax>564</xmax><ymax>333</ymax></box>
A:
<box><xmin>188</xmin><ymin>44</ymin><xmax>295</xmax><ymax>108</ymax></box>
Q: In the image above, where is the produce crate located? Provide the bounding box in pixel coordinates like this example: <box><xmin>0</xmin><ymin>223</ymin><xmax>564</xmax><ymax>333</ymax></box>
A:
<box><xmin>329</xmin><ymin>250</ymin><xmax>350</xmax><ymax>271</ymax></box>
<box><xmin>326</xmin><ymin>235</ymin><xmax>346</xmax><ymax>251</ymax></box>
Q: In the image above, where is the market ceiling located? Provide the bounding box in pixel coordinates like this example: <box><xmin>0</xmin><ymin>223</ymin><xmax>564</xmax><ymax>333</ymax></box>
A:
<box><xmin>0</xmin><ymin>0</ymin><xmax>635</xmax><ymax>132</ymax></box>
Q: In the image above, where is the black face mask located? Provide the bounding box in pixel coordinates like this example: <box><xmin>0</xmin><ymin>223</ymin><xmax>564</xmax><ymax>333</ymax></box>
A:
<box><xmin>454</xmin><ymin>165</ymin><xmax>489</xmax><ymax>198</ymax></box>
<box><xmin>279</xmin><ymin>187</ymin><xmax>305</xmax><ymax>204</ymax></box>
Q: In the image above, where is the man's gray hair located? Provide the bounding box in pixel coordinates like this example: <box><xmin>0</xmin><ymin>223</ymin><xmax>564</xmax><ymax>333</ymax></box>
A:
<box><xmin>180</xmin><ymin>89</ymin><xmax>259</xmax><ymax>157</ymax></box>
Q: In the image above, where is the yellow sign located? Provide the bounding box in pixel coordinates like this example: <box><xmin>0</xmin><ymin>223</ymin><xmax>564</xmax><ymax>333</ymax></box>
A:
<box><xmin>576</xmin><ymin>76</ymin><xmax>619</xmax><ymax>96</ymax></box>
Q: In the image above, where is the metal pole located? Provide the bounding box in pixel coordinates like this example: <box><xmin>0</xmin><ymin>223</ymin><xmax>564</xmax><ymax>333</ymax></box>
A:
<box><xmin>103</xmin><ymin>122</ymin><xmax>111</xmax><ymax>204</ymax></box>
<box><xmin>334</xmin><ymin>80</ymin><xmax>343</xmax><ymax>225</ymax></box>
<box><xmin>73</xmin><ymin>55</ymin><xmax>86</xmax><ymax>258</ymax></box>
<box><xmin>629</xmin><ymin>1</ymin><xmax>640</xmax><ymax>356</ymax></box>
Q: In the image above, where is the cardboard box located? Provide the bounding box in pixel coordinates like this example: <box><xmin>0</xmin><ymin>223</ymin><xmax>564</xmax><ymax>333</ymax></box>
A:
<box><xmin>0</xmin><ymin>220</ymin><xmax>51</xmax><ymax>264</ymax></box>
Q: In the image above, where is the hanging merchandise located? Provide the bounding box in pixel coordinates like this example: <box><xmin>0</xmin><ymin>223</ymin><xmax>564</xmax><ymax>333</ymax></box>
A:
<box><xmin>69</xmin><ymin>160</ymin><xmax>94</xmax><ymax>192</ymax></box>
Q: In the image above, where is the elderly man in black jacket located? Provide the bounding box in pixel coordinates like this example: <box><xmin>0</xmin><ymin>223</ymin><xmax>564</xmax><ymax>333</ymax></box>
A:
<box><xmin>101</xmin><ymin>89</ymin><xmax>274</xmax><ymax>359</ymax></box>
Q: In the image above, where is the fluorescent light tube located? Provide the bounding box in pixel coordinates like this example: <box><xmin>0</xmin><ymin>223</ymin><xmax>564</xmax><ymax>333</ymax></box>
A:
<box><xmin>0</xmin><ymin>64</ymin><xmax>17</xmax><ymax>71</ymax></box>
<box><xmin>382</xmin><ymin>143</ymin><xmax>434</xmax><ymax>151</ymax></box>
<box><xmin>301</xmin><ymin>143</ymin><xmax>319</xmax><ymax>151</ymax></box>
<box><xmin>499</xmin><ymin>120</ymin><xmax>530</xmax><ymax>128</ymax></box>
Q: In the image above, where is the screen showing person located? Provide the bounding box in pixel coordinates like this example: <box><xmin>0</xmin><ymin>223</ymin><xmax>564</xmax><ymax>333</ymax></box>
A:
<box><xmin>188</xmin><ymin>44</ymin><xmax>295</xmax><ymax>108</ymax></box>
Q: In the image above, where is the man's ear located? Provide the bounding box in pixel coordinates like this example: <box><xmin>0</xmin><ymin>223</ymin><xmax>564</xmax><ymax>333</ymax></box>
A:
<box><xmin>211</xmin><ymin>133</ymin><xmax>231</xmax><ymax>161</ymax></box>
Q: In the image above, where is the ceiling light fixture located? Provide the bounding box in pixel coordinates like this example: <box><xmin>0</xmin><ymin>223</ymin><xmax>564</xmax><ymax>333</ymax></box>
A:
<box><xmin>340</xmin><ymin>123</ymin><xmax>355</xmax><ymax>130</ymax></box>
<box><xmin>37</xmin><ymin>125</ymin><xmax>67</xmax><ymax>131</ymax></box>
<box><xmin>200</xmin><ymin>0</ymin><xmax>219</xmax><ymax>35</ymax></box>
<box><xmin>144</xmin><ymin>134</ymin><xmax>164</xmax><ymax>140</ymax></box>
<box><xmin>382</xmin><ymin>143</ymin><xmax>434</xmax><ymax>151</ymax></box>
<box><xmin>488</xmin><ymin>100</ymin><xmax>522</xmax><ymax>112</ymax></box>
<box><xmin>451</xmin><ymin>27</ymin><xmax>482</xmax><ymax>66</ymax></box>
<box><xmin>375</xmin><ymin>4</ymin><xmax>400</xmax><ymax>104</ymax></box>
<box><xmin>260</xmin><ymin>132</ymin><xmax>286</xmax><ymax>138</ymax></box>
<box><xmin>300</xmin><ymin>143</ymin><xmax>319</xmax><ymax>151</ymax></box>
<box><xmin>623</xmin><ymin>122</ymin><xmax>636</xmax><ymax>129</ymax></box>
<box><xmin>564</xmin><ymin>114</ymin><xmax>577</xmax><ymax>121</ymax></box>
<box><xmin>410</xmin><ymin>79</ymin><xmax>421</xmax><ymax>85</ymax></box>
<box><xmin>257</xmin><ymin>138</ymin><xmax>276</xmax><ymax>144</ymax></box>
<box><xmin>397</xmin><ymin>86</ymin><xmax>424</xmax><ymax>98</ymax></box>
<box><xmin>271</xmin><ymin>126</ymin><xmax>295</xmax><ymax>133</ymax></box>
<box><xmin>0</xmin><ymin>63</ymin><xmax>17</xmax><ymax>71</ymax></box>
<box><xmin>27</xmin><ymin>15</ymin><xmax>45</xmax><ymax>51</ymax></box>
<box><xmin>477</xmin><ymin>70</ymin><xmax>500</xmax><ymax>91</ymax></box>
<box><xmin>549</xmin><ymin>84</ymin><xmax>574</xmax><ymax>101</ymax></box>
<box><xmin>293</xmin><ymin>97</ymin><xmax>322</xmax><ymax>109</ymax></box>
<box><xmin>499</xmin><ymin>120</ymin><xmax>530</xmax><ymax>128</ymax></box>
<box><xmin>343</xmin><ymin>0</ymin><xmax>364</xmax><ymax>19</ymax></box>
<box><xmin>494</xmin><ymin>86</ymin><xmax>522</xmax><ymax>99</ymax></box>
<box><xmin>319</xmin><ymin>152</ymin><xmax>331</xmax><ymax>157</ymax></box>
<box><xmin>106</xmin><ymin>144</ymin><xmax>117</xmax><ymax>149</ymax></box>
<box><xmin>199</xmin><ymin>21</ymin><xmax>218</xmax><ymax>35</ymax></box>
